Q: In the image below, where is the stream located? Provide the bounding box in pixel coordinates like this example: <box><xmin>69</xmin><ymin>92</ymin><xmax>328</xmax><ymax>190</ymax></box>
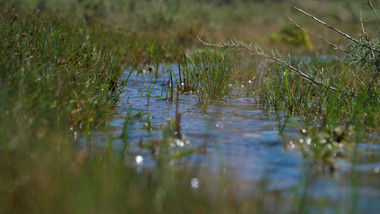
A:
<box><xmin>80</xmin><ymin>65</ymin><xmax>380</xmax><ymax>213</ymax></box>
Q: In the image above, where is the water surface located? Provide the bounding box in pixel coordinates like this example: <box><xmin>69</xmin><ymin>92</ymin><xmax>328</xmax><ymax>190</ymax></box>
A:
<box><xmin>81</xmin><ymin>65</ymin><xmax>380</xmax><ymax>213</ymax></box>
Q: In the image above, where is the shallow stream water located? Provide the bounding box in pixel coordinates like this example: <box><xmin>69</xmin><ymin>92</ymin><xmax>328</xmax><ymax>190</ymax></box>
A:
<box><xmin>81</xmin><ymin>65</ymin><xmax>380</xmax><ymax>213</ymax></box>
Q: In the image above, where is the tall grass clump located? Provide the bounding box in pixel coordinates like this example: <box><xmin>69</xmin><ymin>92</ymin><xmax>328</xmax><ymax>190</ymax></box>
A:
<box><xmin>184</xmin><ymin>49</ymin><xmax>235</xmax><ymax>108</ymax></box>
<box><xmin>0</xmin><ymin>8</ymin><xmax>126</xmax><ymax>129</ymax></box>
<box><xmin>0</xmin><ymin>8</ymin><xmax>126</xmax><ymax>212</ymax></box>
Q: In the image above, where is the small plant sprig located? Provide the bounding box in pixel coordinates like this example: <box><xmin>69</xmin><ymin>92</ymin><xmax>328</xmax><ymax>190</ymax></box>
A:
<box><xmin>140</xmin><ymin>73</ymin><xmax>157</xmax><ymax>97</ymax></box>
<box><xmin>144</xmin><ymin>113</ymin><xmax>152</xmax><ymax>133</ymax></box>
<box><xmin>293</xmin><ymin>7</ymin><xmax>380</xmax><ymax>55</ymax></box>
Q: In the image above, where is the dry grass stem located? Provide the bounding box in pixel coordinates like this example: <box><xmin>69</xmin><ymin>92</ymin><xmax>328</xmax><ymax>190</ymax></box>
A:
<box><xmin>286</xmin><ymin>15</ymin><xmax>369</xmax><ymax>63</ymax></box>
<box><xmin>295</xmin><ymin>7</ymin><xmax>380</xmax><ymax>54</ymax></box>
<box><xmin>367</xmin><ymin>0</ymin><xmax>379</xmax><ymax>18</ymax></box>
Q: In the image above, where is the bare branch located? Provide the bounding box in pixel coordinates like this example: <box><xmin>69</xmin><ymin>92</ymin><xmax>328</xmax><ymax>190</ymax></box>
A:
<box><xmin>295</xmin><ymin>7</ymin><xmax>380</xmax><ymax>54</ymax></box>
<box><xmin>360</xmin><ymin>12</ymin><xmax>376</xmax><ymax>59</ymax></box>
<box><xmin>286</xmin><ymin>15</ymin><xmax>371</xmax><ymax>63</ymax></box>
<box><xmin>367</xmin><ymin>0</ymin><xmax>379</xmax><ymax>19</ymax></box>
<box><xmin>360</xmin><ymin>12</ymin><xmax>370</xmax><ymax>41</ymax></box>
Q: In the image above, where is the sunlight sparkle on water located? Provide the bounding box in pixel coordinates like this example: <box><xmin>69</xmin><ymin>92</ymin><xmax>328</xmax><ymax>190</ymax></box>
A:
<box><xmin>174</xmin><ymin>139</ymin><xmax>185</xmax><ymax>147</ymax></box>
<box><xmin>289</xmin><ymin>140</ymin><xmax>295</xmax><ymax>149</ymax></box>
<box><xmin>374</xmin><ymin>167</ymin><xmax>380</xmax><ymax>174</ymax></box>
<box><xmin>135</xmin><ymin>155</ymin><xmax>144</xmax><ymax>165</ymax></box>
<box><xmin>191</xmin><ymin>178</ymin><xmax>199</xmax><ymax>189</ymax></box>
<box><xmin>306</xmin><ymin>138</ymin><xmax>311</xmax><ymax>145</ymax></box>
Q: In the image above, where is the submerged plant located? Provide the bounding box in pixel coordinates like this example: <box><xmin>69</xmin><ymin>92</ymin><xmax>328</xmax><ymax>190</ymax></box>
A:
<box><xmin>285</xmin><ymin>125</ymin><xmax>354</xmax><ymax>172</ymax></box>
<box><xmin>140</xmin><ymin>73</ymin><xmax>157</xmax><ymax>97</ymax></box>
<box><xmin>138</xmin><ymin>112</ymin><xmax>193</xmax><ymax>164</ymax></box>
<box><xmin>144</xmin><ymin>113</ymin><xmax>152</xmax><ymax>132</ymax></box>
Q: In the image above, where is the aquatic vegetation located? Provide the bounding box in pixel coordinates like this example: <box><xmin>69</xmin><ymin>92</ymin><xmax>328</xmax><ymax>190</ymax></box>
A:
<box><xmin>121</xmin><ymin>111</ymin><xmax>145</xmax><ymax>140</ymax></box>
<box><xmin>184</xmin><ymin>49</ymin><xmax>236</xmax><ymax>108</ymax></box>
<box><xmin>285</xmin><ymin>126</ymin><xmax>354</xmax><ymax>172</ymax></box>
<box><xmin>156</xmin><ymin>114</ymin><xmax>193</xmax><ymax>163</ymax></box>
<box><xmin>162</xmin><ymin>49</ymin><xmax>236</xmax><ymax>107</ymax></box>
<box><xmin>144</xmin><ymin>113</ymin><xmax>153</xmax><ymax>132</ymax></box>
<box><xmin>140</xmin><ymin>73</ymin><xmax>157</xmax><ymax>97</ymax></box>
<box><xmin>175</xmin><ymin>59</ymin><xmax>197</xmax><ymax>94</ymax></box>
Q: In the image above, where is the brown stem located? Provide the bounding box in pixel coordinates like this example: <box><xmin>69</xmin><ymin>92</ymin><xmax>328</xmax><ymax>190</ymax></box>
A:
<box><xmin>295</xmin><ymin>7</ymin><xmax>380</xmax><ymax>54</ymax></box>
<box><xmin>360</xmin><ymin>12</ymin><xmax>375</xmax><ymax>59</ymax></box>
<box><xmin>367</xmin><ymin>0</ymin><xmax>379</xmax><ymax>18</ymax></box>
<box><xmin>286</xmin><ymin>15</ymin><xmax>370</xmax><ymax>63</ymax></box>
<box><xmin>360</xmin><ymin>12</ymin><xmax>370</xmax><ymax>41</ymax></box>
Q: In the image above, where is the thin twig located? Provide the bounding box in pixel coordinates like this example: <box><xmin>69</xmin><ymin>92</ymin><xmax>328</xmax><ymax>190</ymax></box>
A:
<box><xmin>198</xmin><ymin>37</ymin><xmax>353</xmax><ymax>97</ymax></box>
<box><xmin>367</xmin><ymin>0</ymin><xmax>379</xmax><ymax>19</ymax></box>
<box><xmin>360</xmin><ymin>12</ymin><xmax>376</xmax><ymax>59</ymax></box>
<box><xmin>295</xmin><ymin>7</ymin><xmax>380</xmax><ymax>54</ymax></box>
<box><xmin>286</xmin><ymin>15</ymin><xmax>371</xmax><ymax>63</ymax></box>
<box><xmin>360</xmin><ymin>12</ymin><xmax>370</xmax><ymax>41</ymax></box>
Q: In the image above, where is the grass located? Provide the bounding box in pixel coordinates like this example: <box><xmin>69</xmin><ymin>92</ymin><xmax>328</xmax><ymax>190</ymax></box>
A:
<box><xmin>183</xmin><ymin>49</ymin><xmax>235</xmax><ymax>108</ymax></box>
<box><xmin>0</xmin><ymin>9</ymin><xmax>125</xmax><ymax>130</ymax></box>
<box><xmin>199</xmin><ymin>2</ymin><xmax>379</xmax><ymax>169</ymax></box>
<box><xmin>0</xmin><ymin>8</ymin><xmax>124</xmax><ymax>212</ymax></box>
<box><xmin>4</xmin><ymin>0</ymin><xmax>378</xmax><ymax>53</ymax></box>
<box><xmin>0</xmin><ymin>0</ymin><xmax>379</xmax><ymax>213</ymax></box>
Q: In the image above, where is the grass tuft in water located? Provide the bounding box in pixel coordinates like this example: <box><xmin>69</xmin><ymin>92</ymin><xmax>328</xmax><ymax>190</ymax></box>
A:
<box><xmin>183</xmin><ymin>49</ymin><xmax>236</xmax><ymax>109</ymax></box>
